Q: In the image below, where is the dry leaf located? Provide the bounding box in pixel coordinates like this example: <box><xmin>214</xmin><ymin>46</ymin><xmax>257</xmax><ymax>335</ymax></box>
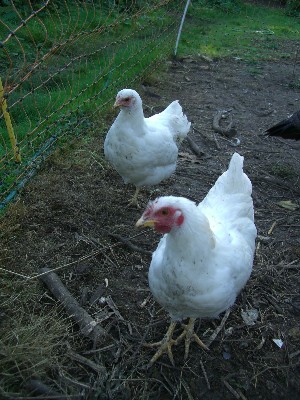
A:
<box><xmin>277</xmin><ymin>200</ymin><xmax>299</xmax><ymax>211</ymax></box>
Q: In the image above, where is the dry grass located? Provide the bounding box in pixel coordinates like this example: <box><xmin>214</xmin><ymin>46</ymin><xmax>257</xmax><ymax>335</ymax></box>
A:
<box><xmin>0</xmin><ymin>298</ymin><xmax>71</xmax><ymax>396</ymax></box>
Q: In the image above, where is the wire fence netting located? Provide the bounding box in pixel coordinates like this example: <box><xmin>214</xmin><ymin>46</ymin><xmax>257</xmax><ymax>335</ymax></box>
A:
<box><xmin>0</xmin><ymin>0</ymin><xmax>183</xmax><ymax>208</ymax></box>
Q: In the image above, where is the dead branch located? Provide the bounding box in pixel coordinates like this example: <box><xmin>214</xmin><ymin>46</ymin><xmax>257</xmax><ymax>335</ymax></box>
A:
<box><xmin>222</xmin><ymin>379</ymin><xmax>241</xmax><ymax>399</ymax></box>
<box><xmin>109</xmin><ymin>232</ymin><xmax>152</xmax><ymax>255</ymax></box>
<box><xmin>186</xmin><ymin>135</ymin><xmax>206</xmax><ymax>157</ymax></box>
<box><xmin>265</xmin><ymin>294</ymin><xmax>284</xmax><ymax>314</ymax></box>
<box><xmin>200</xmin><ymin>360</ymin><xmax>211</xmax><ymax>389</ymax></box>
<box><xmin>39</xmin><ymin>267</ymin><xmax>108</xmax><ymax>344</ymax></box>
<box><xmin>206</xmin><ymin>308</ymin><xmax>231</xmax><ymax>348</ymax></box>
<box><xmin>258</xmin><ymin>175</ymin><xmax>300</xmax><ymax>195</ymax></box>
<box><xmin>68</xmin><ymin>350</ymin><xmax>107</xmax><ymax>375</ymax></box>
<box><xmin>89</xmin><ymin>284</ymin><xmax>106</xmax><ymax>305</ymax></box>
<box><xmin>212</xmin><ymin>110</ymin><xmax>237</xmax><ymax>138</ymax></box>
<box><xmin>212</xmin><ymin>133</ymin><xmax>221</xmax><ymax>150</ymax></box>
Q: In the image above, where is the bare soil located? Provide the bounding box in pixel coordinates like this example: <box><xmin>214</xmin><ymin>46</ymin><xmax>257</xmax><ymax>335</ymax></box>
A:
<box><xmin>1</xmin><ymin>56</ymin><xmax>300</xmax><ymax>399</ymax></box>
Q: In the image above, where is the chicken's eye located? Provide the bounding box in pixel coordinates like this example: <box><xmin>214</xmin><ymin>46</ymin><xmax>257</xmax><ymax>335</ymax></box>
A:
<box><xmin>124</xmin><ymin>97</ymin><xmax>130</xmax><ymax>102</ymax></box>
<box><xmin>161</xmin><ymin>209</ymin><xmax>169</xmax><ymax>216</ymax></box>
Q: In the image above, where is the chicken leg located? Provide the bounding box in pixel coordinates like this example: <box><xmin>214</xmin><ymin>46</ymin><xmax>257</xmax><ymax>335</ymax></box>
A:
<box><xmin>145</xmin><ymin>321</ymin><xmax>178</xmax><ymax>366</ymax></box>
<box><xmin>127</xmin><ymin>187</ymin><xmax>140</xmax><ymax>208</ymax></box>
<box><xmin>178</xmin><ymin>318</ymin><xmax>209</xmax><ymax>360</ymax></box>
<box><xmin>145</xmin><ymin>318</ymin><xmax>209</xmax><ymax>366</ymax></box>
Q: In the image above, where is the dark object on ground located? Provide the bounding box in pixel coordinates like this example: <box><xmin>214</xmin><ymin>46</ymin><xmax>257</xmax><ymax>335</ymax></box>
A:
<box><xmin>266</xmin><ymin>110</ymin><xmax>300</xmax><ymax>140</ymax></box>
<box><xmin>39</xmin><ymin>267</ymin><xmax>108</xmax><ymax>344</ymax></box>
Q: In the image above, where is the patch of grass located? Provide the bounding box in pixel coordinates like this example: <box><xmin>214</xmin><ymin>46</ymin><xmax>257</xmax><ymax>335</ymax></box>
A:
<box><xmin>179</xmin><ymin>2</ymin><xmax>300</xmax><ymax>61</ymax></box>
<box><xmin>247</xmin><ymin>65</ymin><xmax>263</xmax><ymax>76</ymax></box>
<box><xmin>0</xmin><ymin>282</ymin><xmax>71</xmax><ymax>395</ymax></box>
<box><xmin>289</xmin><ymin>79</ymin><xmax>300</xmax><ymax>89</ymax></box>
<box><xmin>271</xmin><ymin>163</ymin><xmax>295</xmax><ymax>179</ymax></box>
<box><xmin>0</xmin><ymin>1</ymin><xmax>177</xmax><ymax>203</ymax></box>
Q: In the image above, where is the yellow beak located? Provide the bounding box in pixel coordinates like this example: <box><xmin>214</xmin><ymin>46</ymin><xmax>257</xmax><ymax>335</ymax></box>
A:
<box><xmin>135</xmin><ymin>217</ymin><xmax>156</xmax><ymax>228</ymax></box>
<box><xmin>113</xmin><ymin>101</ymin><xmax>121</xmax><ymax>108</ymax></box>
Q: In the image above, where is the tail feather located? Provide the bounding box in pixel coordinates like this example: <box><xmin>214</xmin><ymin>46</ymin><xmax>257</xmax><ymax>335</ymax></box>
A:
<box><xmin>163</xmin><ymin>101</ymin><xmax>191</xmax><ymax>141</ymax></box>
<box><xmin>211</xmin><ymin>153</ymin><xmax>252</xmax><ymax>196</ymax></box>
<box><xmin>266</xmin><ymin>121</ymin><xmax>300</xmax><ymax>140</ymax></box>
<box><xmin>149</xmin><ymin>100</ymin><xmax>191</xmax><ymax>142</ymax></box>
<box><xmin>198</xmin><ymin>153</ymin><xmax>254</xmax><ymax>223</ymax></box>
<box><xmin>198</xmin><ymin>153</ymin><xmax>256</xmax><ymax>245</ymax></box>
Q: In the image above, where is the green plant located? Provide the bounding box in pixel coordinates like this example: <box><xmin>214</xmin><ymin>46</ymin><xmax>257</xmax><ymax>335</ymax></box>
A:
<box><xmin>271</xmin><ymin>163</ymin><xmax>295</xmax><ymax>179</ymax></box>
<box><xmin>178</xmin><ymin>1</ymin><xmax>300</xmax><ymax>60</ymax></box>
<box><xmin>195</xmin><ymin>0</ymin><xmax>242</xmax><ymax>13</ymax></box>
<box><xmin>286</xmin><ymin>0</ymin><xmax>300</xmax><ymax>16</ymax></box>
<box><xmin>0</xmin><ymin>0</ymin><xmax>177</xmax><ymax>205</ymax></box>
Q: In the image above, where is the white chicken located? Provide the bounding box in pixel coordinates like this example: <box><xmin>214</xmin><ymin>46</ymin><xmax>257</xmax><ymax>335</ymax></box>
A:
<box><xmin>104</xmin><ymin>89</ymin><xmax>191</xmax><ymax>206</ymax></box>
<box><xmin>136</xmin><ymin>152</ymin><xmax>257</xmax><ymax>365</ymax></box>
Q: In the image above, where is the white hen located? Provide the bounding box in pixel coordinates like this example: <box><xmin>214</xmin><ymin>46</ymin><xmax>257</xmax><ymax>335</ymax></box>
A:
<box><xmin>104</xmin><ymin>89</ymin><xmax>191</xmax><ymax>206</ymax></box>
<box><xmin>136</xmin><ymin>153</ymin><xmax>257</xmax><ymax>365</ymax></box>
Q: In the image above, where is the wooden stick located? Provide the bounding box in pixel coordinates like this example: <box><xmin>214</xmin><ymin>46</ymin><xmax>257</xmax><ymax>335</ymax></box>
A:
<box><xmin>68</xmin><ymin>350</ymin><xmax>107</xmax><ymax>375</ymax></box>
<box><xmin>186</xmin><ymin>136</ymin><xmax>205</xmax><ymax>157</ymax></box>
<box><xmin>200</xmin><ymin>360</ymin><xmax>211</xmax><ymax>389</ymax></box>
<box><xmin>205</xmin><ymin>308</ymin><xmax>231</xmax><ymax>348</ymax></box>
<box><xmin>212</xmin><ymin>110</ymin><xmax>236</xmax><ymax>138</ymax></box>
<box><xmin>223</xmin><ymin>379</ymin><xmax>240</xmax><ymax>399</ymax></box>
<box><xmin>109</xmin><ymin>232</ymin><xmax>152</xmax><ymax>255</ymax></box>
<box><xmin>39</xmin><ymin>267</ymin><xmax>107</xmax><ymax>344</ymax></box>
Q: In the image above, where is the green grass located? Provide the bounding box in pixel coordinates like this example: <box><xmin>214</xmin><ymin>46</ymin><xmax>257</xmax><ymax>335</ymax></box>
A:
<box><xmin>0</xmin><ymin>308</ymin><xmax>70</xmax><ymax>394</ymax></box>
<box><xmin>179</xmin><ymin>2</ymin><xmax>300</xmax><ymax>60</ymax></box>
<box><xmin>0</xmin><ymin>1</ymin><xmax>178</xmax><ymax>203</ymax></box>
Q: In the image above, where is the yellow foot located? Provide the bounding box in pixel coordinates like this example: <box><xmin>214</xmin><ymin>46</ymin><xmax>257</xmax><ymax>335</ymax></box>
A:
<box><xmin>145</xmin><ymin>319</ymin><xmax>209</xmax><ymax>366</ymax></box>
<box><xmin>127</xmin><ymin>187</ymin><xmax>140</xmax><ymax>208</ymax></box>
<box><xmin>178</xmin><ymin>318</ymin><xmax>209</xmax><ymax>360</ymax></box>
<box><xmin>144</xmin><ymin>321</ymin><xmax>178</xmax><ymax>366</ymax></box>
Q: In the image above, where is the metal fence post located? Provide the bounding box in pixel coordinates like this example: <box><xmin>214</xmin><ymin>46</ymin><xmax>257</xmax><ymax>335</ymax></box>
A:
<box><xmin>0</xmin><ymin>77</ymin><xmax>21</xmax><ymax>163</ymax></box>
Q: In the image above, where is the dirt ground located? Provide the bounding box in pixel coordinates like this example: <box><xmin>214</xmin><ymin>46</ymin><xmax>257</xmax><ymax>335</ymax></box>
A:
<box><xmin>1</xmin><ymin>56</ymin><xmax>300</xmax><ymax>399</ymax></box>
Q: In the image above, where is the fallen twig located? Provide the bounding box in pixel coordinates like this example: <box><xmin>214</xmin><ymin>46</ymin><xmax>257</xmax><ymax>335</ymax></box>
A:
<box><xmin>200</xmin><ymin>359</ymin><xmax>211</xmax><ymax>389</ymax></box>
<box><xmin>68</xmin><ymin>350</ymin><xmax>107</xmax><ymax>375</ymax></box>
<box><xmin>265</xmin><ymin>294</ymin><xmax>283</xmax><ymax>314</ymax></box>
<box><xmin>222</xmin><ymin>379</ymin><xmax>241</xmax><ymax>399</ymax></box>
<box><xmin>268</xmin><ymin>221</ymin><xmax>277</xmax><ymax>235</ymax></box>
<box><xmin>289</xmin><ymin>350</ymin><xmax>300</xmax><ymax>359</ymax></box>
<box><xmin>258</xmin><ymin>175</ymin><xmax>300</xmax><ymax>195</ymax></box>
<box><xmin>212</xmin><ymin>110</ymin><xmax>236</xmax><ymax>138</ymax></box>
<box><xmin>206</xmin><ymin>308</ymin><xmax>231</xmax><ymax>348</ymax></box>
<box><xmin>106</xmin><ymin>295</ymin><xmax>133</xmax><ymax>334</ymax></box>
<box><xmin>236</xmin><ymin>388</ymin><xmax>248</xmax><ymax>400</ymax></box>
<box><xmin>109</xmin><ymin>232</ymin><xmax>152</xmax><ymax>255</ymax></box>
<box><xmin>186</xmin><ymin>135</ymin><xmax>206</xmax><ymax>157</ymax></box>
<box><xmin>212</xmin><ymin>133</ymin><xmax>221</xmax><ymax>150</ymax></box>
<box><xmin>39</xmin><ymin>267</ymin><xmax>108</xmax><ymax>344</ymax></box>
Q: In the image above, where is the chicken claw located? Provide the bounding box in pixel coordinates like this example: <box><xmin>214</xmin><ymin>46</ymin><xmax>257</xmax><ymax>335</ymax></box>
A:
<box><xmin>144</xmin><ymin>321</ymin><xmax>177</xmax><ymax>366</ymax></box>
<box><xmin>178</xmin><ymin>318</ymin><xmax>209</xmax><ymax>360</ymax></box>
<box><xmin>127</xmin><ymin>187</ymin><xmax>140</xmax><ymax>208</ymax></box>
<box><xmin>145</xmin><ymin>319</ymin><xmax>209</xmax><ymax>366</ymax></box>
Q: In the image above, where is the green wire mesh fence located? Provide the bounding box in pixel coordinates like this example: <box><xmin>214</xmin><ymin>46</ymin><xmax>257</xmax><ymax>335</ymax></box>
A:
<box><xmin>0</xmin><ymin>0</ymin><xmax>184</xmax><ymax>208</ymax></box>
